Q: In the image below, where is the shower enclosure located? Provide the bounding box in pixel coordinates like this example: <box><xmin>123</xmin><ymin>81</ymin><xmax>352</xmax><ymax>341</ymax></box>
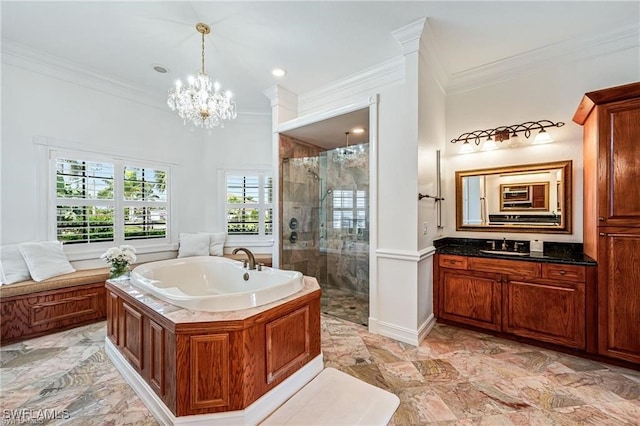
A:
<box><xmin>281</xmin><ymin>143</ymin><xmax>370</xmax><ymax>326</ymax></box>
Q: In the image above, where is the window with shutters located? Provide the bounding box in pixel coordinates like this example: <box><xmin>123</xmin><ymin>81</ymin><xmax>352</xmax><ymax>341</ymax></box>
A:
<box><xmin>53</xmin><ymin>152</ymin><xmax>169</xmax><ymax>246</ymax></box>
<box><xmin>225</xmin><ymin>172</ymin><xmax>273</xmax><ymax>237</ymax></box>
<box><xmin>332</xmin><ymin>189</ymin><xmax>367</xmax><ymax>232</ymax></box>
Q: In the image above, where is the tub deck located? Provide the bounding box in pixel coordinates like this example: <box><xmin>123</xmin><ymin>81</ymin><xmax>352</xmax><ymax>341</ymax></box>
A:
<box><xmin>105</xmin><ymin>276</ymin><xmax>321</xmax><ymax>417</ymax></box>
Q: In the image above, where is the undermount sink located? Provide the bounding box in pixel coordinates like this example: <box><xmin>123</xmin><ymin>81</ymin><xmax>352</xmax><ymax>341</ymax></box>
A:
<box><xmin>480</xmin><ymin>250</ymin><xmax>530</xmax><ymax>257</ymax></box>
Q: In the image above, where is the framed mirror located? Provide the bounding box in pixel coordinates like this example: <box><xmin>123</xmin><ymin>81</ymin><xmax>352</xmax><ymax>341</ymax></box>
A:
<box><xmin>456</xmin><ymin>160</ymin><xmax>572</xmax><ymax>234</ymax></box>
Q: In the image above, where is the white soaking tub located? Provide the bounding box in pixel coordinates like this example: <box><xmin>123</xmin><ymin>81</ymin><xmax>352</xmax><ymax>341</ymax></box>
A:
<box><xmin>129</xmin><ymin>256</ymin><xmax>303</xmax><ymax>312</ymax></box>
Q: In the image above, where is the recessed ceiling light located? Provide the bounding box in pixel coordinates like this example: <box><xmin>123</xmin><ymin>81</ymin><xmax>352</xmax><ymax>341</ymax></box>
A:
<box><xmin>271</xmin><ymin>67</ymin><xmax>287</xmax><ymax>77</ymax></box>
<box><xmin>352</xmin><ymin>127</ymin><xmax>365</xmax><ymax>134</ymax></box>
<box><xmin>152</xmin><ymin>64</ymin><xmax>170</xmax><ymax>74</ymax></box>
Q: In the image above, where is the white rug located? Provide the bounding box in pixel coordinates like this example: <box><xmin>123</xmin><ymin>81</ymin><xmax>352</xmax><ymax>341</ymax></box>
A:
<box><xmin>261</xmin><ymin>368</ymin><xmax>400</xmax><ymax>425</ymax></box>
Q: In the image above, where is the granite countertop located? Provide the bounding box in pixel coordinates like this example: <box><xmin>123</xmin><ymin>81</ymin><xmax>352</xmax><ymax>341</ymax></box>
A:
<box><xmin>106</xmin><ymin>276</ymin><xmax>321</xmax><ymax>325</ymax></box>
<box><xmin>434</xmin><ymin>237</ymin><xmax>596</xmax><ymax>266</ymax></box>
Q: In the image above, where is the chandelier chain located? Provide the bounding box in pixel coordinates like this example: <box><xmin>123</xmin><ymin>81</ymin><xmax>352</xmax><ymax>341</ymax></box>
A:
<box><xmin>201</xmin><ymin>29</ymin><xmax>205</xmax><ymax>75</ymax></box>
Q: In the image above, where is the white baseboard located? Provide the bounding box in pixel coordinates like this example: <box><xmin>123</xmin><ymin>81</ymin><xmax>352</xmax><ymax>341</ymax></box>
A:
<box><xmin>105</xmin><ymin>338</ymin><xmax>324</xmax><ymax>425</ymax></box>
<box><xmin>368</xmin><ymin>314</ymin><xmax>436</xmax><ymax>346</ymax></box>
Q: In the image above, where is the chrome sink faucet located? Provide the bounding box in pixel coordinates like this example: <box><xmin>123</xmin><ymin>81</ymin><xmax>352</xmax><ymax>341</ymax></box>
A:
<box><xmin>232</xmin><ymin>247</ymin><xmax>256</xmax><ymax>270</ymax></box>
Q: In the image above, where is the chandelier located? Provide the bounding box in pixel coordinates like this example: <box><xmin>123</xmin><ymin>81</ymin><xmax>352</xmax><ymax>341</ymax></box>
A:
<box><xmin>332</xmin><ymin>132</ymin><xmax>357</xmax><ymax>164</ymax></box>
<box><xmin>167</xmin><ymin>23</ymin><xmax>237</xmax><ymax>129</ymax></box>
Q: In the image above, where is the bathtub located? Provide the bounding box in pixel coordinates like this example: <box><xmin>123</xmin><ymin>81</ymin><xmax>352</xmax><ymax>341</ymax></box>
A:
<box><xmin>130</xmin><ymin>256</ymin><xmax>304</xmax><ymax>312</ymax></box>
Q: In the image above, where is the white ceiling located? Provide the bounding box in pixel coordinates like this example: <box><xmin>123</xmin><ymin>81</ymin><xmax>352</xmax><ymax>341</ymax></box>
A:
<box><xmin>2</xmin><ymin>1</ymin><xmax>638</xmax><ymax>138</ymax></box>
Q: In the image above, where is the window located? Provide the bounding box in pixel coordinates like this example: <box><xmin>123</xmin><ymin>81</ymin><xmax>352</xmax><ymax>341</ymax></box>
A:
<box><xmin>225</xmin><ymin>172</ymin><xmax>272</xmax><ymax>237</ymax></box>
<box><xmin>54</xmin><ymin>153</ymin><xmax>169</xmax><ymax>246</ymax></box>
<box><xmin>332</xmin><ymin>189</ymin><xmax>367</xmax><ymax>232</ymax></box>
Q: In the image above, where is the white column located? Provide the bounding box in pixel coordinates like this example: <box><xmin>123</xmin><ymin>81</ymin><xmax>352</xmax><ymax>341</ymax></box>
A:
<box><xmin>263</xmin><ymin>85</ymin><xmax>299</xmax><ymax>267</ymax></box>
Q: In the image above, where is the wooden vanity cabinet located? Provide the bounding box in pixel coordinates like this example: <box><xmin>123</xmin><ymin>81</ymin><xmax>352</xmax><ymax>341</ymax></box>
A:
<box><xmin>574</xmin><ymin>82</ymin><xmax>640</xmax><ymax>364</ymax></box>
<box><xmin>596</xmin><ymin>229</ymin><xmax>640</xmax><ymax>363</ymax></box>
<box><xmin>502</xmin><ymin>263</ymin><xmax>586</xmax><ymax>349</ymax></box>
<box><xmin>436</xmin><ymin>254</ymin><xmax>590</xmax><ymax>350</ymax></box>
<box><xmin>438</xmin><ymin>255</ymin><xmax>502</xmax><ymax>331</ymax></box>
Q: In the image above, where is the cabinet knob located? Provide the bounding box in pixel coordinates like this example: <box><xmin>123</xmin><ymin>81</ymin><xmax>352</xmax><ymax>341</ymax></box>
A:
<box><xmin>449</xmin><ymin>260</ymin><xmax>455</xmax><ymax>264</ymax></box>
<box><xmin>559</xmin><ymin>270</ymin><xmax>566</xmax><ymax>275</ymax></box>
<box><xmin>598</xmin><ymin>217</ymin><xmax>605</xmax><ymax>221</ymax></box>
<box><xmin>599</xmin><ymin>232</ymin><xmax>606</xmax><ymax>236</ymax></box>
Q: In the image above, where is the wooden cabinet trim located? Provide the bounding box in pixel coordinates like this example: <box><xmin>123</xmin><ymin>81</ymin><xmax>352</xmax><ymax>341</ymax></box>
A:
<box><xmin>266</xmin><ymin>306</ymin><xmax>311</xmax><ymax>384</ymax></box>
<box><xmin>503</xmin><ymin>279</ymin><xmax>585</xmax><ymax>349</ymax></box>
<box><xmin>541</xmin><ymin>263</ymin><xmax>586</xmax><ymax>283</ymax></box>
<box><xmin>122</xmin><ymin>302</ymin><xmax>144</xmax><ymax>371</ymax></box>
<box><xmin>438</xmin><ymin>255</ymin><xmax>468</xmax><ymax>270</ymax></box>
<box><xmin>467</xmin><ymin>256</ymin><xmax>540</xmax><ymax>278</ymax></box>
<box><xmin>439</xmin><ymin>269</ymin><xmax>502</xmax><ymax>331</ymax></box>
<box><xmin>189</xmin><ymin>334</ymin><xmax>230</xmax><ymax>410</ymax></box>
<box><xmin>149</xmin><ymin>319</ymin><xmax>165</xmax><ymax>396</ymax></box>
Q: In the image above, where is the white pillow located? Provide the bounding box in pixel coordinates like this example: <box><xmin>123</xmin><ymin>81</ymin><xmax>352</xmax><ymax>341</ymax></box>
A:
<box><xmin>203</xmin><ymin>232</ymin><xmax>227</xmax><ymax>256</ymax></box>
<box><xmin>18</xmin><ymin>241</ymin><xmax>75</xmax><ymax>282</ymax></box>
<box><xmin>0</xmin><ymin>244</ymin><xmax>32</xmax><ymax>284</ymax></box>
<box><xmin>178</xmin><ymin>233</ymin><xmax>210</xmax><ymax>258</ymax></box>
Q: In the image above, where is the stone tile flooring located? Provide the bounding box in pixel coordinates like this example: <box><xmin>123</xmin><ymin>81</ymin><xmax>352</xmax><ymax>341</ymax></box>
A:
<box><xmin>320</xmin><ymin>286</ymin><xmax>369</xmax><ymax>326</ymax></box>
<box><xmin>1</xmin><ymin>317</ymin><xmax>639</xmax><ymax>425</ymax></box>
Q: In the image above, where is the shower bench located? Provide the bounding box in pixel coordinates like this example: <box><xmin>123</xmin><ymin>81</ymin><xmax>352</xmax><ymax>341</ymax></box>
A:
<box><xmin>0</xmin><ymin>267</ymin><xmax>109</xmax><ymax>345</ymax></box>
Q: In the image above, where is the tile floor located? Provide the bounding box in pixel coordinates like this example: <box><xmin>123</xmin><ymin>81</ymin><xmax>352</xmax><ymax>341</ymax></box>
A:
<box><xmin>1</xmin><ymin>317</ymin><xmax>639</xmax><ymax>425</ymax></box>
<box><xmin>320</xmin><ymin>286</ymin><xmax>369</xmax><ymax>326</ymax></box>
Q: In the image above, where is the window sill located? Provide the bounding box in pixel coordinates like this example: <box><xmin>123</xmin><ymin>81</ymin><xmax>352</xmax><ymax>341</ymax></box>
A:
<box><xmin>64</xmin><ymin>243</ymin><xmax>179</xmax><ymax>262</ymax></box>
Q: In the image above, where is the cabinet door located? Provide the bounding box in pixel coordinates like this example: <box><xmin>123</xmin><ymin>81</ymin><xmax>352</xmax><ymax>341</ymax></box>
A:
<box><xmin>598</xmin><ymin>229</ymin><xmax>640</xmax><ymax>363</ymax></box>
<box><xmin>503</xmin><ymin>279</ymin><xmax>585</xmax><ymax>349</ymax></box>
<box><xmin>598</xmin><ymin>99</ymin><xmax>640</xmax><ymax>226</ymax></box>
<box><xmin>439</xmin><ymin>269</ymin><xmax>502</xmax><ymax>331</ymax></box>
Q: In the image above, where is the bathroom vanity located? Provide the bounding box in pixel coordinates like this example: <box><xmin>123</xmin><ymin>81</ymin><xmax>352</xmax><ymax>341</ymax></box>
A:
<box><xmin>434</xmin><ymin>238</ymin><xmax>597</xmax><ymax>352</ymax></box>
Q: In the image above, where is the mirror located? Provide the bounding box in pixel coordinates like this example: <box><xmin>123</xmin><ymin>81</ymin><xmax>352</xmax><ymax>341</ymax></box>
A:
<box><xmin>456</xmin><ymin>160</ymin><xmax>572</xmax><ymax>234</ymax></box>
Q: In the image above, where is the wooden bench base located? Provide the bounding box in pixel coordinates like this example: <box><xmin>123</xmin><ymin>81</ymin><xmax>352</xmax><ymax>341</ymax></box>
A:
<box><xmin>0</xmin><ymin>268</ymin><xmax>109</xmax><ymax>345</ymax></box>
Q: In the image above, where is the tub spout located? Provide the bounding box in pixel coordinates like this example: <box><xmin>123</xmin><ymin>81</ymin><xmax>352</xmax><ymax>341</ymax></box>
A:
<box><xmin>232</xmin><ymin>247</ymin><xmax>256</xmax><ymax>270</ymax></box>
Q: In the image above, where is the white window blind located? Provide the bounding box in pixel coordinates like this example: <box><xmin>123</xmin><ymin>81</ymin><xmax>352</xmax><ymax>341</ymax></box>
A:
<box><xmin>54</xmin><ymin>153</ymin><xmax>169</xmax><ymax>246</ymax></box>
<box><xmin>332</xmin><ymin>189</ymin><xmax>367</xmax><ymax>231</ymax></box>
<box><xmin>225</xmin><ymin>172</ymin><xmax>272</xmax><ymax>236</ymax></box>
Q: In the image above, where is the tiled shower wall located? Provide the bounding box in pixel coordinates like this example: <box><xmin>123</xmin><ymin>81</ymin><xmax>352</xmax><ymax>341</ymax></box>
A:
<box><xmin>279</xmin><ymin>135</ymin><xmax>323</xmax><ymax>279</ymax></box>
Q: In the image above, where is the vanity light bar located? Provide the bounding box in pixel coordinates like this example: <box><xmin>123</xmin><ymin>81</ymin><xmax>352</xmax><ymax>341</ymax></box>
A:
<box><xmin>451</xmin><ymin>120</ymin><xmax>565</xmax><ymax>147</ymax></box>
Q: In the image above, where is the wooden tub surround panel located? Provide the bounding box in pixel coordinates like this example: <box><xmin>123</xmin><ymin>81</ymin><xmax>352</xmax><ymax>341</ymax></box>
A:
<box><xmin>105</xmin><ymin>276</ymin><xmax>322</xmax><ymax>417</ymax></box>
<box><xmin>266</xmin><ymin>305</ymin><xmax>311</xmax><ymax>384</ymax></box>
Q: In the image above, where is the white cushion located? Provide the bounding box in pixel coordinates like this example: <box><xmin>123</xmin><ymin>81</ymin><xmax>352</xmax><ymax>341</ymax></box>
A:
<box><xmin>178</xmin><ymin>233</ymin><xmax>210</xmax><ymax>258</ymax></box>
<box><xmin>0</xmin><ymin>244</ymin><xmax>32</xmax><ymax>284</ymax></box>
<box><xmin>18</xmin><ymin>241</ymin><xmax>75</xmax><ymax>282</ymax></box>
<box><xmin>203</xmin><ymin>232</ymin><xmax>227</xmax><ymax>256</ymax></box>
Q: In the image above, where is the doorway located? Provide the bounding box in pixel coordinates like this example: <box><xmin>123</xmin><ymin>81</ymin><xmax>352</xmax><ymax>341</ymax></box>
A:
<box><xmin>278</xmin><ymin>109</ymin><xmax>370</xmax><ymax>326</ymax></box>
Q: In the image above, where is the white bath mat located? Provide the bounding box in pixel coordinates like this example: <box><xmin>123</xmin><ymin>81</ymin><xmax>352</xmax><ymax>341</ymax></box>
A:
<box><xmin>261</xmin><ymin>367</ymin><xmax>400</xmax><ymax>425</ymax></box>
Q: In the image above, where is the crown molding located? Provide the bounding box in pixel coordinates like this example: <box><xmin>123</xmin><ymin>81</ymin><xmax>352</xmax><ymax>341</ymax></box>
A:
<box><xmin>1</xmin><ymin>39</ymin><xmax>168</xmax><ymax>110</ymax></box>
<box><xmin>419</xmin><ymin>18</ymin><xmax>448</xmax><ymax>93</ymax></box>
<box><xmin>298</xmin><ymin>56</ymin><xmax>404</xmax><ymax>114</ymax></box>
<box><xmin>446</xmin><ymin>22</ymin><xmax>640</xmax><ymax>94</ymax></box>
<box><xmin>392</xmin><ymin>17</ymin><xmax>426</xmax><ymax>55</ymax></box>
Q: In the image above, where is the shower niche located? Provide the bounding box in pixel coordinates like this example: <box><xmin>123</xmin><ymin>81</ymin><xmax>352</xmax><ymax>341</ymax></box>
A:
<box><xmin>279</xmin><ymin>117</ymin><xmax>370</xmax><ymax>326</ymax></box>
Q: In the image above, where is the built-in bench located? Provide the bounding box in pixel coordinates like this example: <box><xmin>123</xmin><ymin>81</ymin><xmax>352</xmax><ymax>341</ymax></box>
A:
<box><xmin>1</xmin><ymin>253</ymin><xmax>273</xmax><ymax>345</ymax></box>
<box><xmin>0</xmin><ymin>268</ymin><xmax>109</xmax><ymax>345</ymax></box>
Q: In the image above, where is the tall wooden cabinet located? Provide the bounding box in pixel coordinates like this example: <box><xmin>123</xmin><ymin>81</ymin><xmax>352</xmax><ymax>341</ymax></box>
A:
<box><xmin>574</xmin><ymin>81</ymin><xmax>640</xmax><ymax>364</ymax></box>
